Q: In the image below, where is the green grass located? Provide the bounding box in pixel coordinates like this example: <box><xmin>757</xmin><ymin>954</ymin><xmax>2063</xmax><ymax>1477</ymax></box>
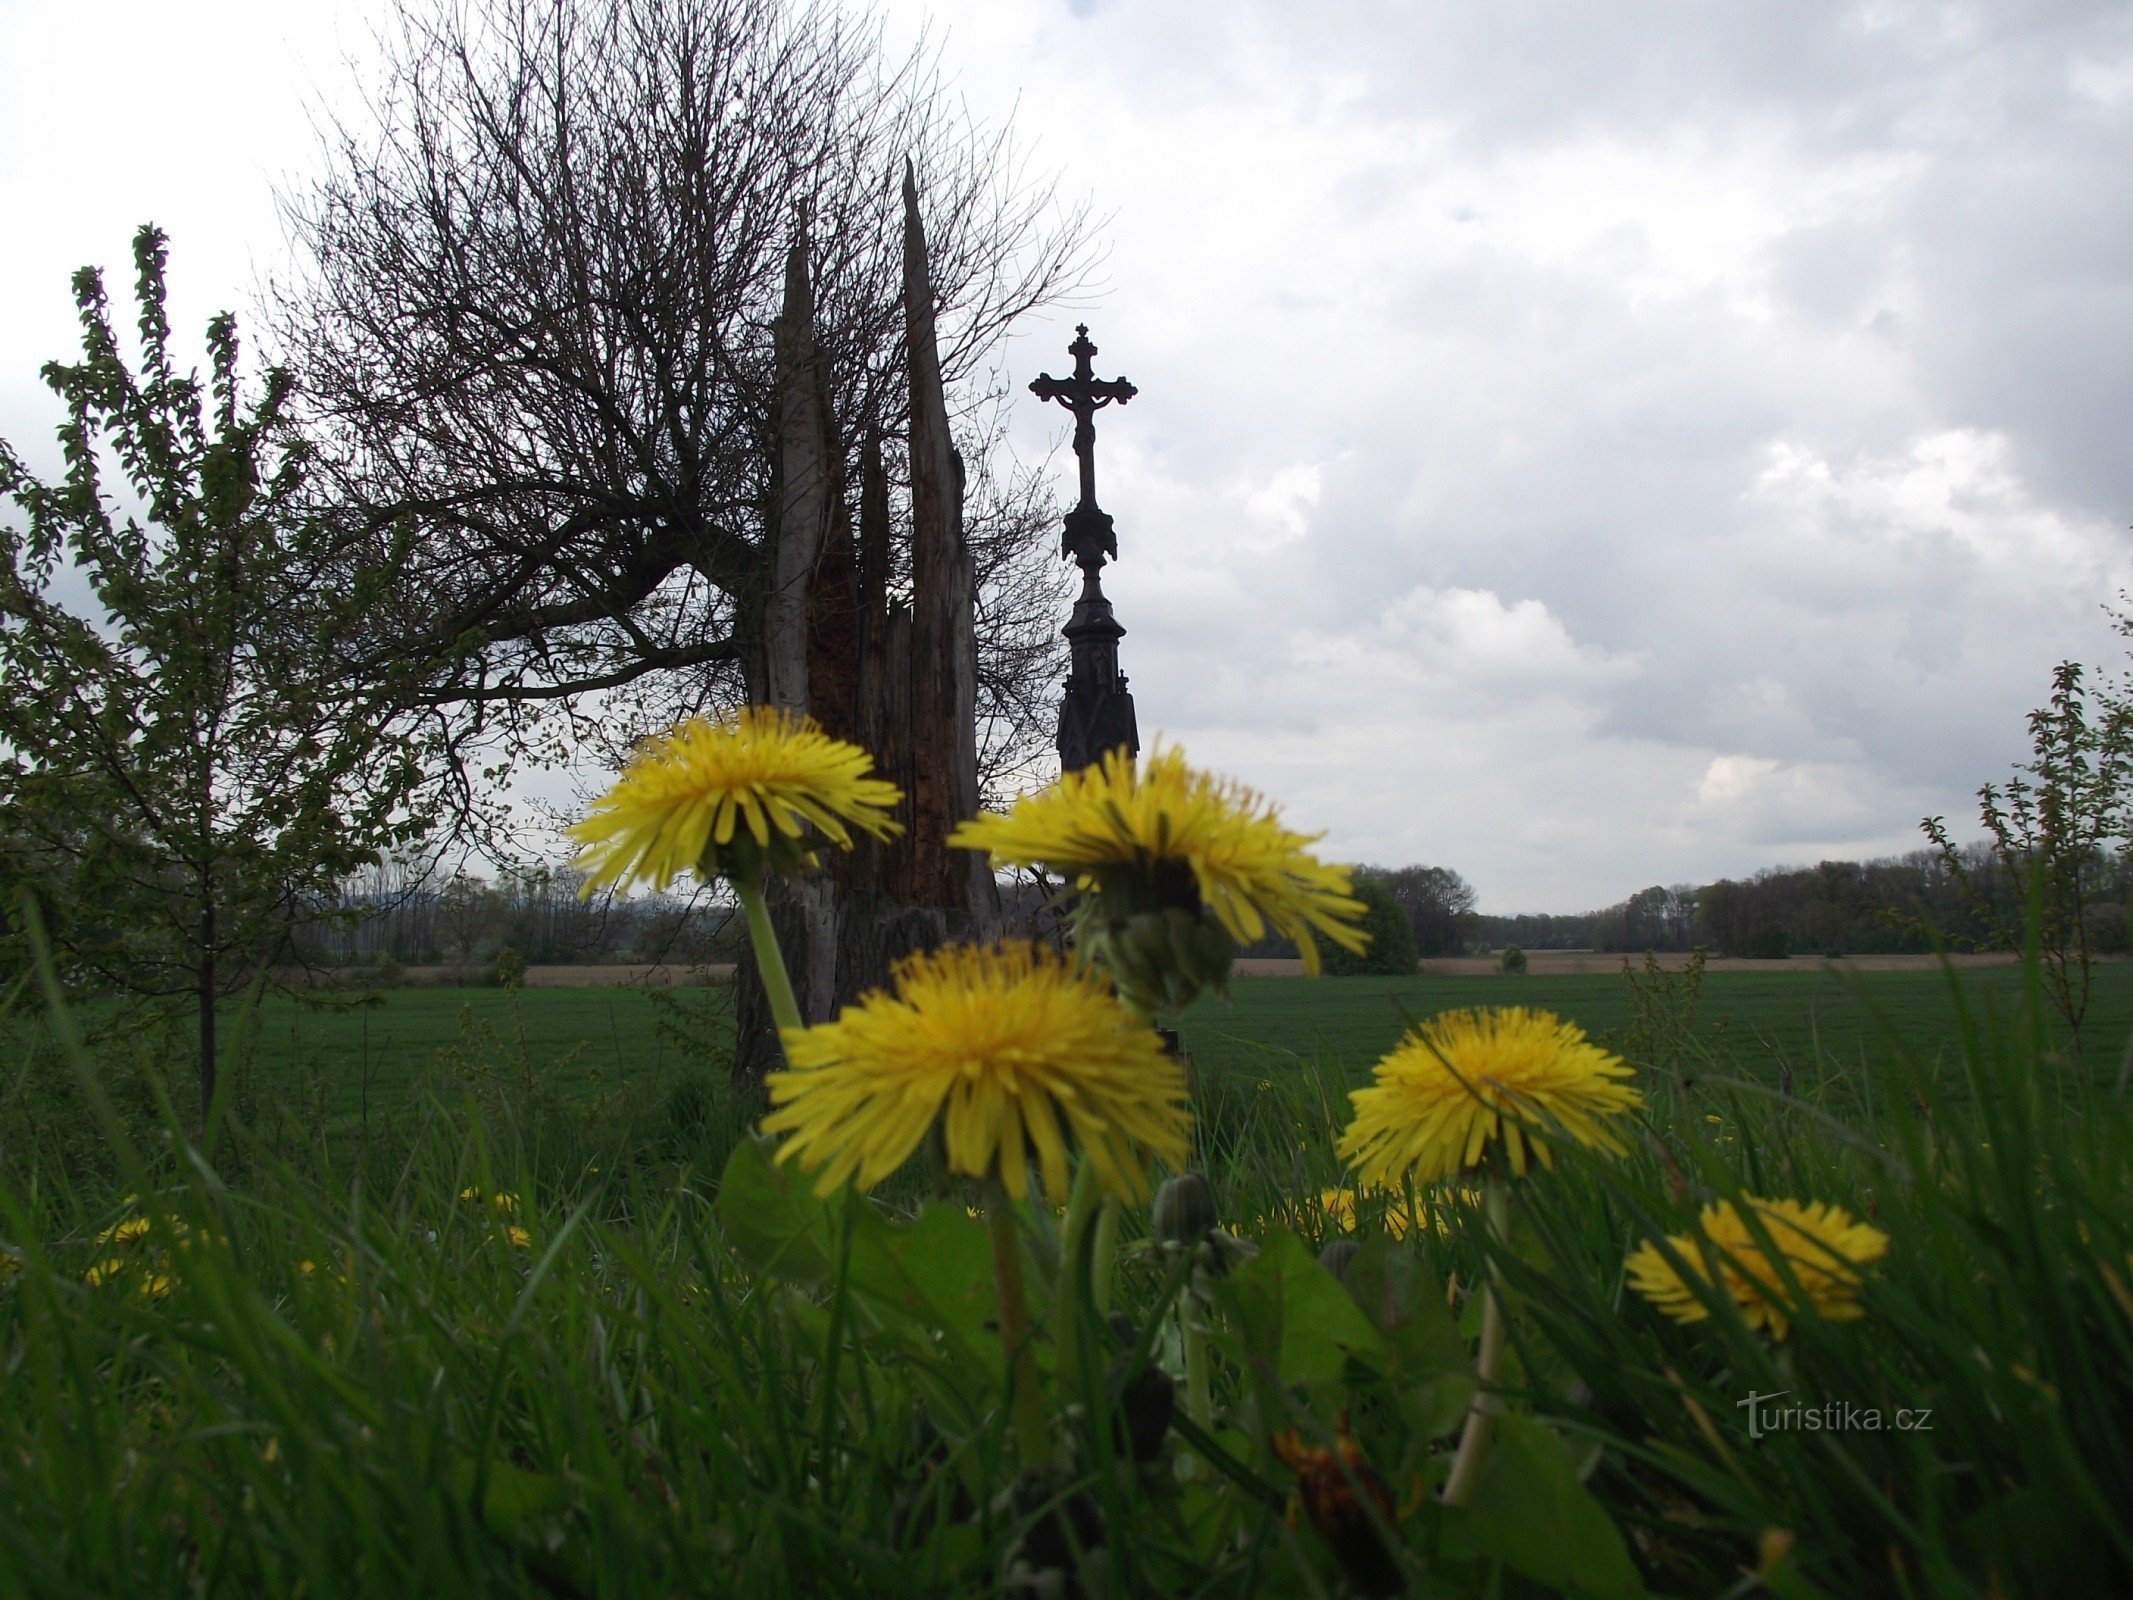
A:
<box><xmin>6</xmin><ymin>955</ymin><xmax>2132</xmax><ymax>1596</ymax></box>
<box><xmin>194</xmin><ymin>962</ymin><xmax>2133</xmax><ymax>1126</ymax></box>
<box><xmin>1179</xmin><ymin>964</ymin><xmax>2133</xmax><ymax>1101</ymax></box>
<box><xmin>241</xmin><ymin>983</ymin><xmax>712</xmax><ymax>1122</ymax></box>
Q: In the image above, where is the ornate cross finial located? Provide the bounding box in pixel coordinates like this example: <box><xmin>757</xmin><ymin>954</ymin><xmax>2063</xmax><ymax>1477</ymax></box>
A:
<box><xmin>1031</xmin><ymin>324</ymin><xmax>1140</xmax><ymax>772</ymax></box>
<box><xmin>1030</xmin><ymin>323</ymin><xmax>1137</xmax><ymax>570</ymax></box>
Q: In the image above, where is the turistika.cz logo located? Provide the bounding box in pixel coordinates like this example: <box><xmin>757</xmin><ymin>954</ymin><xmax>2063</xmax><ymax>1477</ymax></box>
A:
<box><xmin>1736</xmin><ymin>1390</ymin><xmax>1933</xmax><ymax>1441</ymax></box>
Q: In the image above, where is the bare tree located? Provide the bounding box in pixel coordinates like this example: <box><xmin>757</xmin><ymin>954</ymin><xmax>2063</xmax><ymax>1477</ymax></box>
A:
<box><xmin>273</xmin><ymin>0</ymin><xmax>1091</xmax><ymax>783</ymax></box>
<box><xmin>963</xmin><ymin>408</ymin><xmax>1072</xmax><ymax>806</ymax></box>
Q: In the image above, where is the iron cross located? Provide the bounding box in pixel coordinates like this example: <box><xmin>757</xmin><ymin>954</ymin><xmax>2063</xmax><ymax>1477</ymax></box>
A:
<box><xmin>1029</xmin><ymin>324</ymin><xmax>1137</xmax><ymax>515</ymax></box>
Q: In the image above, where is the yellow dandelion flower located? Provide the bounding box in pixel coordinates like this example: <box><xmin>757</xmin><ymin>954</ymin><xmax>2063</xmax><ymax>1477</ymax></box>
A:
<box><xmin>137</xmin><ymin>1271</ymin><xmax>173</xmax><ymax>1300</ymax></box>
<box><xmin>1337</xmin><ymin>1007</ymin><xmax>1642</xmax><ymax>1187</ymax></box>
<box><xmin>763</xmin><ymin>941</ymin><xmax>1192</xmax><ymax>1204</ymax></box>
<box><xmin>304</xmin><ymin>1255</ymin><xmax>354</xmax><ymax>1287</ymax></box>
<box><xmin>84</xmin><ymin>1257</ymin><xmax>127</xmax><ymax>1288</ymax></box>
<box><xmin>568</xmin><ymin>706</ymin><xmax>900</xmax><ymax>892</ymax></box>
<box><xmin>505</xmin><ymin>1226</ymin><xmax>532</xmax><ymax>1250</ymax></box>
<box><xmin>1626</xmin><ymin>1196</ymin><xmax>1889</xmax><ymax>1339</ymax></box>
<box><xmin>1314</xmin><ymin>1184</ymin><xmax>1488</xmax><ymax>1240</ymax></box>
<box><xmin>1318</xmin><ymin>1187</ymin><xmax>1412</xmax><ymax>1241</ymax></box>
<box><xmin>96</xmin><ymin>1216</ymin><xmax>152</xmax><ymax>1249</ymax></box>
<box><xmin>949</xmin><ymin>746</ymin><xmax>1367</xmax><ymax>985</ymax></box>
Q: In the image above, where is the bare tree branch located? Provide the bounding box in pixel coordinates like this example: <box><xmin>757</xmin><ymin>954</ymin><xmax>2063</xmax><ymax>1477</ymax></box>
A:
<box><xmin>274</xmin><ymin>0</ymin><xmax>1095</xmax><ymax>757</ymax></box>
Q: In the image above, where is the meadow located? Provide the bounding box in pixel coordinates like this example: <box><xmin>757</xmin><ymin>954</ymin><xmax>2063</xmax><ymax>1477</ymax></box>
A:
<box><xmin>133</xmin><ymin>956</ymin><xmax>2133</xmax><ymax>1137</ymax></box>
<box><xmin>2</xmin><ymin>953</ymin><xmax>2129</xmax><ymax>1597</ymax></box>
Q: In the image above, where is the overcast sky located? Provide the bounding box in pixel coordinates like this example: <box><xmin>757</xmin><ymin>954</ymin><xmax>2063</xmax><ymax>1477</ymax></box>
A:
<box><xmin>4</xmin><ymin>0</ymin><xmax>2129</xmax><ymax>912</ymax></box>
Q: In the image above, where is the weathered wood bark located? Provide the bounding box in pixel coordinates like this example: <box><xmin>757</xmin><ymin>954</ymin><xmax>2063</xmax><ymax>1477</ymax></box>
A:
<box><xmin>734</xmin><ymin>230</ymin><xmax>850</xmax><ymax>1081</ymax></box>
<box><xmin>903</xmin><ymin>160</ymin><xmax>996</xmax><ymax>924</ymax></box>
<box><xmin>879</xmin><ymin>597</ymin><xmax>916</xmax><ymax>903</ymax></box>
<box><xmin>766</xmin><ymin>237</ymin><xmax>838</xmax><ymax>716</ymax></box>
<box><xmin>849</xmin><ymin>427</ymin><xmax>897</xmax><ymax>901</ymax></box>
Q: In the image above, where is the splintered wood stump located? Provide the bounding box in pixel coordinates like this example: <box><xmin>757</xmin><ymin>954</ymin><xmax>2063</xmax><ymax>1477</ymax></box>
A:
<box><xmin>728</xmin><ymin>180</ymin><xmax>997</xmax><ymax>1087</ymax></box>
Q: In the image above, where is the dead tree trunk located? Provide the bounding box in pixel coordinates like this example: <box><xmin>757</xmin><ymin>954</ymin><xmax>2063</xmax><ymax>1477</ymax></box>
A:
<box><xmin>734</xmin><ymin>229</ymin><xmax>850</xmax><ymax>1081</ymax></box>
<box><xmin>903</xmin><ymin>159</ymin><xmax>998</xmax><ymax>927</ymax></box>
<box><xmin>731</xmin><ymin>178</ymin><xmax>1000</xmax><ymax>1086</ymax></box>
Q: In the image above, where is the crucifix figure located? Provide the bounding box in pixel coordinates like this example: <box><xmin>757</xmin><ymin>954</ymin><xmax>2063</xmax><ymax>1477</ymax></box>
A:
<box><xmin>1031</xmin><ymin>323</ymin><xmax>1138</xmax><ymax>538</ymax></box>
<box><xmin>1030</xmin><ymin>324</ymin><xmax>1141</xmax><ymax>772</ymax></box>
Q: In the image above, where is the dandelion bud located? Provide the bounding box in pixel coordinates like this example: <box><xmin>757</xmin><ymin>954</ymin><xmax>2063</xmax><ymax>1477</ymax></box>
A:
<box><xmin>1317</xmin><ymin>1237</ymin><xmax>1362</xmax><ymax>1283</ymax></box>
<box><xmin>1153</xmin><ymin>1171</ymin><xmax>1219</xmax><ymax>1246</ymax></box>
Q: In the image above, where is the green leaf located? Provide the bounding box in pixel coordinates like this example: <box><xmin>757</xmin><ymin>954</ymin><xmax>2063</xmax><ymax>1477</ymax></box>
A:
<box><xmin>857</xmin><ymin>1202</ymin><xmax>997</xmax><ymax>1362</ymax></box>
<box><xmin>1395</xmin><ymin>1370</ymin><xmax>1478</xmax><ymax>1444</ymax></box>
<box><xmin>1218</xmin><ymin>1228</ymin><xmax>1386</xmax><ymax>1388</ymax></box>
<box><xmin>1443</xmin><ymin>1413</ymin><xmax>1645</xmax><ymax>1599</ymax></box>
<box><xmin>1958</xmin><ymin>1485</ymin><xmax>2118</xmax><ymax>1597</ymax></box>
<box><xmin>714</xmin><ymin>1138</ymin><xmax>834</xmax><ymax>1285</ymax></box>
<box><xmin>716</xmin><ymin>1146</ymin><xmax>996</xmax><ymax>1374</ymax></box>
<box><xmin>447</xmin><ymin>1458</ymin><xmax>567</xmax><ymax>1532</ymax></box>
<box><xmin>1339</xmin><ymin>1239</ymin><xmax>1464</xmax><ymax>1377</ymax></box>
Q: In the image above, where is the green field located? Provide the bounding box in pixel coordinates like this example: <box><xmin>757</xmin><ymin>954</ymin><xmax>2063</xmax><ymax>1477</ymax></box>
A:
<box><xmin>1180</xmin><ymin>963</ymin><xmax>2133</xmax><ymax>1099</ymax></box>
<box><xmin>245</xmin><ymin>983</ymin><xmax>711</xmax><ymax>1110</ymax></box>
<box><xmin>217</xmin><ymin>961</ymin><xmax>2132</xmax><ymax>1123</ymax></box>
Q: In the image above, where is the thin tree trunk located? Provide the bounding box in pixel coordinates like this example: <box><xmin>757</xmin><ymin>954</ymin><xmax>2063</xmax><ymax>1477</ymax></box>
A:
<box><xmin>197</xmin><ymin>891</ymin><xmax>216</xmax><ymax>1124</ymax></box>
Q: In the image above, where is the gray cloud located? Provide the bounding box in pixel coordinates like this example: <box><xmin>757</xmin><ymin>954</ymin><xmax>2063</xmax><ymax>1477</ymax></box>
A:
<box><xmin>931</xmin><ymin>0</ymin><xmax>2133</xmax><ymax>908</ymax></box>
<box><xmin>3</xmin><ymin>0</ymin><xmax>2126</xmax><ymax>910</ymax></box>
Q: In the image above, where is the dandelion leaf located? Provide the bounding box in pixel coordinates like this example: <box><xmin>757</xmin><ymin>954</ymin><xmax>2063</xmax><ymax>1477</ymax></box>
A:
<box><xmin>716</xmin><ymin>1138</ymin><xmax>836</xmax><ymax>1285</ymax></box>
<box><xmin>1441</xmin><ymin>1412</ymin><xmax>1644</xmax><ymax>1598</ymax></box>
<box><xmin>1218</xmin><ymin>1228</ymin><xmax>1386</xmax><ymax>1388</ymax></box>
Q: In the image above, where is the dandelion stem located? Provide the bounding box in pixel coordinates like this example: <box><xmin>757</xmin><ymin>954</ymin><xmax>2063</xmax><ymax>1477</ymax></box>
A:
<box><xmin>733</xmin><ymin>872</ymin><xmax>803</xmax><ymax>1048</ymax></box>
<box><xmin>989</xmin><ymin>1195</ymin><xmax>1048</xmax><ymax>1469</ymax></box>
<box><xmin>1061</xmin><ymin>1158</ymin><xmax>1101</xmax><ymax>1294</ymax></box>
<box><xmin>1091</xmin><ymin>1200</ymin><xmax>1120</xmax><ymax>1314</ymax></box>
<box><xmin>1182</xmin><ymin>1301</ymin><xmax>1213</xmax><ymax>1431</ymax></box>
<box><xmin>1443</xmin><ymin>1175</ymin><xmax>1511</xmax><ymax>1508</ymax></box>
<box><xmin>1053</xmin><ymin>1160</ymin><xmax>1100</xmax><ymax>1399</ymax></box>
<box><xmin>1076</xmin><ymin>988</ymin><xmax>1153</xmax><ymax>1316</ymax></box>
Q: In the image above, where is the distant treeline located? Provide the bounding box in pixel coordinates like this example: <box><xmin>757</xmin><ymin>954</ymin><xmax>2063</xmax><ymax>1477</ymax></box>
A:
<box><xmin>1489</xmin><ymin>842</ymin><xmax>2133</xmax><ymax>959</ymax></box>
<box><xmin>293</xmin><ymin>857</ymin><xmax>741</xmax><ymax>970</ymax></box>
<box><xmin>1229</xmin><ymin>843</ymin><xmax>2133</xmax><ymax>962</ymax></box>
<box><xmin>301</xmin><ymin>840</ymin><xmax>2122</xmax><ymax>971</ymax></box>
<box><xmin>298</xmin><ymin>860</ymin><xmax>1068</xmax><ymax>971</ymax></box>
